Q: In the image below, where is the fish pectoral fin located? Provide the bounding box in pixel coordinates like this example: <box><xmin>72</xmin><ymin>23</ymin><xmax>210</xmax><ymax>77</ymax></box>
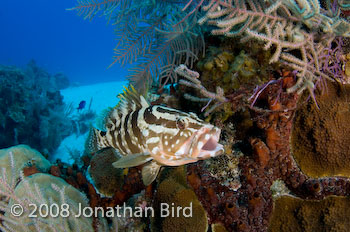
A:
<box><xmin>142</xmin><ymin>161</ymin><xmax>161</xmax><ymax>186</ymax></box>
<box><xmin>112</xmin><ymin>153</ymin><xmax>151</xmax><ymax>169</ymax></box>
<box><xmin>184</xmin><ymin>157</ymin><xmax>198</xmax><ymax>162</ymax></box>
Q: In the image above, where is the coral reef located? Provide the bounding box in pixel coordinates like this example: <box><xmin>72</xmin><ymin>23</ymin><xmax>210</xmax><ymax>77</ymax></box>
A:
<box><xmin>88</xmin><ymin>148</ymin><xmax>125</xmax><ymax>197</ymax></box>
<box><xmin>2</xmin><ymin>72</ymin><xmax>350</xmax><ymax>232</ymax></box>
<box><xmin>0</xmin><ymin>148</ymin><xmax>94</xmax><ymax>232</ymax></box>
<box><xmin>268</xmin><ymin>195</ymin><xmax>350</xmax><ymax>232</ymax></box>
<box><xmin>196</xmin><ymin>42</ymin><xmax>273</xmax><ymax>94</ymax></box>
<box><xmin>3</xmin><ymin>0</ymin><xmax>350</xmax><ymax>230</ymax></box>
<box><xmin>110</xmin><ymin>191</ymin><xmax>148</xmax><ymax>231</ymax></box>
<box><xmin>292</xmin><ymin>80</ymin><xmax>350</xmax><ymax>177</ymax></box>
<box><xmin>71</xmin><ymin>98</ymin><xmax>96</xmax><ymax>136</ymax></box>
<box><xmin>0</xmin><ymin>145</ymin><xmax>51</xmax><ymax>188</ymax></box>
<box><xmin>55</xmin><ymin>28</ymin><xmax>349</xmax><ymax>232</ymax></box>
<box><xmin>203</xmin><ymin>150</ymin><xmax>242</xmax><ymax>191</ymax></box>
<box><xmin>182</xmin><ymin>64</ymin><xmax>350</xmax><ymax>231</ymax></box>
<box><xmin>196</xmin><ymin>0</ymin><xmax>349</xmax><ymax>99</ymax></box>
<box><xmin>212</xmin><ymin>223</ymin><xmax>229</xmax><ymax>232</ymax></box>
<box><xmin>0</xmin><ymin>145</ymin><xmax>149</xmax><ymax>231</ymax></box>
<box><xmin>4</xmin><ymin>173</ymin><xmax>94</xmax><ymax>232</ymax></box>
<box><xmin>152</xmin><ymin>166</ymin><xmax>208</xmax><ymax>232</ymax></box>
<box><xmin>70</xmin><ymin>0</ymin><xmax>350</xmax><ymax>96</ymax></box>
<box><xmin>69</xmin><ymin>0</ymin><xmax>205</xmax><ymax>92</ymax></box>
<box><xmin>0</xmin><ymin>61</ymin><xmax>71</xmax><ymax>154</ymax></box>
<box><xmin>343</xmin><ymin>52</ymin><xmax>350</xmax><ymax>83</ymax></box>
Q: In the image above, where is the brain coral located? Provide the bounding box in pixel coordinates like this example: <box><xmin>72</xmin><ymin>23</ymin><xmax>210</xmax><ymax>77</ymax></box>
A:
<box><xmin>4</xmin><ymin>173</ymin><xmax>94</xmax><ymax>232</ymax></box>
<box><xmin>0</xmin><ymin>144</ymin><xmax>51</xmax><ymax>189</ymax></box>
<box><xmin>291</xmin><ymin>81</ymin><xmax>350</xmax><ymax>177</ymax></box>
<box><xmin>268</xmin><ymin>195</ymin><xmax>350</xmax><ymax>232</ymax></box>
<box><xmin>152</xmin><ymin>166</ymin><xmax>208</xmax><ymax>232</ymax></box>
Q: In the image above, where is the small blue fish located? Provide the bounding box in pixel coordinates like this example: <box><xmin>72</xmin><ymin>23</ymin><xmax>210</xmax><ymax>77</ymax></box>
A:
<box><xmin>77</xmin><ymin>100</ymin><xmax>86</xmax><ymax>111</ymax></box>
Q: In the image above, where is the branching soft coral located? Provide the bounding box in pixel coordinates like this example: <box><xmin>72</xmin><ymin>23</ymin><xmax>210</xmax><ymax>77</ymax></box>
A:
<box><xmin>71</xmin><ymin>0</ymin><xmax>350</xmax><ymax>99</ymax></box>
<box><xmin>68</xmin><ymin>0</ymin><xmax>119</xmax><ymax>20</ymax></box>
<box><xmin>176</xmin><ymin>0</ymin><xmax>350</xmax><ymax>97</ymax></box>
<box><xmin>69</xmin><ymin>0</ymin><xmax>205</xmax><ymax>93</ymax></box>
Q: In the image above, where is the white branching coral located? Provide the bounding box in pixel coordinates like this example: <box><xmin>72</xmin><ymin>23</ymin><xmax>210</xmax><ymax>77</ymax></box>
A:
<box><xmin>197</xmin><ymin>0</ymin><xmax>349</xmax><ymax>95</ymax></box>
<box><xmin>175</xmin><ymin>64</ymin><xmax>227</xmax><ymax>116</ymax></box>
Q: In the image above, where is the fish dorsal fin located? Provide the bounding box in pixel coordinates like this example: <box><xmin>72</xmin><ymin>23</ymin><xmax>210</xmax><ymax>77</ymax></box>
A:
<box><xmin>117</xmin><ymin>85</ymin><xmax>149</xmax><ymax>114</ymax></box>
<box><xmin>139</xmin><ymin>95</ymin><xmax>149</xmax><ymax>108</ymax></box>
<box><xmin>112</xmin><ymin>153</ymin><xmax>152</xmax><ymax>168</ymax></box>
<box><xmin>142</xmin><ymin>161</ymin><xmax>161</xmax><ymax>186</ymax></box>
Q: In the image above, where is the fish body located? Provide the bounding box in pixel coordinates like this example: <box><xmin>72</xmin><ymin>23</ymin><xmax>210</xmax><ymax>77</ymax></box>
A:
<box><xmin>77</xmin><ymin>100</ymin><xmax>86</xmax><ymax>111</ymax></box>
<box><xmin>89</xmin><ymin>86</ymin><xmax>224</xmax><ymax>185</ymax></box>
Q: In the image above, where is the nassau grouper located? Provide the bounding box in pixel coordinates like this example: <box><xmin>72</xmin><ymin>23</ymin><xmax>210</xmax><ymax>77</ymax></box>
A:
<box><xmin>88</xmin><ymin>86</ymin><xmax>224</xmax><ymax>186</ymax></box>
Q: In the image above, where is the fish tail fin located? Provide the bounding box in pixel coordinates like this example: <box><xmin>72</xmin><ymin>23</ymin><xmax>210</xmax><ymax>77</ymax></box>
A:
<box><xmin>142</xmin><ymin>161</ymin><xmax>161</xmax><ymax>186</ymax></box>
<box><xmin>85</xmin><ymin>126</ymin><xmax>109</xmax><ymax>154</ymax></box>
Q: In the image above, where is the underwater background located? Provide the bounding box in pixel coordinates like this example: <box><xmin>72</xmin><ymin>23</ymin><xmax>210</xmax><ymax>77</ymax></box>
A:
<box><xmin>1</xmin><ymin>0</ymin><xmax>126</xmax><ymax>85</ymax></box>
<box><xmin>1</xmin><ymin>0</ymin><xmax>350</xmax><ymax>231</ymax></box>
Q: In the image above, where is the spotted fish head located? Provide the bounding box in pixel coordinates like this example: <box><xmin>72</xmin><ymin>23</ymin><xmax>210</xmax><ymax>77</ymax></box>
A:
<box><xmin>184</xmin><ymin>121</ymin><xmax>223</xmax><ymax>160</ymax></box>
<box><xmin>145</xmin><ymin>106</ymin><xmax>224</xmax><ymax>166</ymax></box>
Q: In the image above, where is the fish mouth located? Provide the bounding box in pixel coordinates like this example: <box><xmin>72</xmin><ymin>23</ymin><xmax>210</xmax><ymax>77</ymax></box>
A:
<box><xmin>192</xmin><ymin>125</ymin><xmax>224</xmax><ymax>159</ymax></box>
<box><xmin>201</xmin><ymin>137</ymin><xmax>221</xmax><ymax>151</ymax></box>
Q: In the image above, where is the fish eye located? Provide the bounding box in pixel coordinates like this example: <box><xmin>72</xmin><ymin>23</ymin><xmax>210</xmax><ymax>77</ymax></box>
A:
<box><xmin>176</xmin><ymin>117</ymin><xmax>188</xmax><ymax>130</ymax></box>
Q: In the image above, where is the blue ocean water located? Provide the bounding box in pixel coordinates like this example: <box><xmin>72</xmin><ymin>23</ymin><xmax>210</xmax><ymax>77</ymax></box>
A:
<box><xmin>0</xmin><ymin>0</ymin><xmax>127</xmax><ymax>85</ymax></box>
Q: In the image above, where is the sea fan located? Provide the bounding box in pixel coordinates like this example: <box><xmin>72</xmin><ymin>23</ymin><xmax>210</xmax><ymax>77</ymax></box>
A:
<box><xmin>68</xmin><ymin>0</ymin><xmax>120</xmax><ymax>21</ymax></box>
<box><xmin>70</xmin><ymin>0</ymin><xmax>205</xmax><ymax>93</ymax></box>
<box><xmin>127</xmin><ymin>9</ymin><xmax>205</xmax><ymax>91</ymax></box>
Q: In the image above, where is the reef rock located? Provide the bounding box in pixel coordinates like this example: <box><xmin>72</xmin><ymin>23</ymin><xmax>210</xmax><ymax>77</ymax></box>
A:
<box><xmin>0</xmin><ymin>63</ymin><xmax>71</xmax><ymax>154</ymax></box>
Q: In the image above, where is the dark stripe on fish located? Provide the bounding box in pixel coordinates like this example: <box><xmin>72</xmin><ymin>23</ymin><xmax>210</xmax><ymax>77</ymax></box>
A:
<box><xmin>158</xmin><ymin>107</ymin><xmax>203</xmax><ymax>130</ymax></box>
<box><xmin>117</xmin><ymin>124</ymin><xmax>127</xmax><ymax>155</ymax></box>
<box><xmin>107</xmin><ymin>116</ymin><xmax>122</xmax><ymax>153</ymax></box>
<box><xmin>162</xmin><ymin>119</ymin><xmax>177</xmax><ymax>128</ymax></box>
<box><xmin>111</xmin><ymin>113</ymin><xmax>127</xmax><ymax>154</ymax></box>
<box><xmin>143</xmin><ymin>107</ymin><xmax>158</xmax><ymax>125</ymax></box>
<box><xmin>111</xmin><ymin>118</ymin><xmax>117</xmax><ymax>126</ymax></box>
<box><xmin>155</xmin><ymin>106</ymin><xmax>182</xmax><ymax>115</ymax></box>
<box><xmin>111</xmin><ymin>130</ymin><xmax>117</xmax><ymax>150</ymax></box>
<box><xmin>131</xmin><ymin>110</ymin><xmax>143</xmax><ymax>145</ymax></box>
<box><xmin>124</xmin><ymin>113</ymin><xmax>140</xmax><ymax>153</ymax></box>
<box><xmin>188</xmin><ymin>122</ymin><xmax>202</xmax><ymax>130</ymax></box>
<box><xmin>143</xmin><ymin>106</ymin><xmax>177</xmax><ymax>129</ymax></box>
